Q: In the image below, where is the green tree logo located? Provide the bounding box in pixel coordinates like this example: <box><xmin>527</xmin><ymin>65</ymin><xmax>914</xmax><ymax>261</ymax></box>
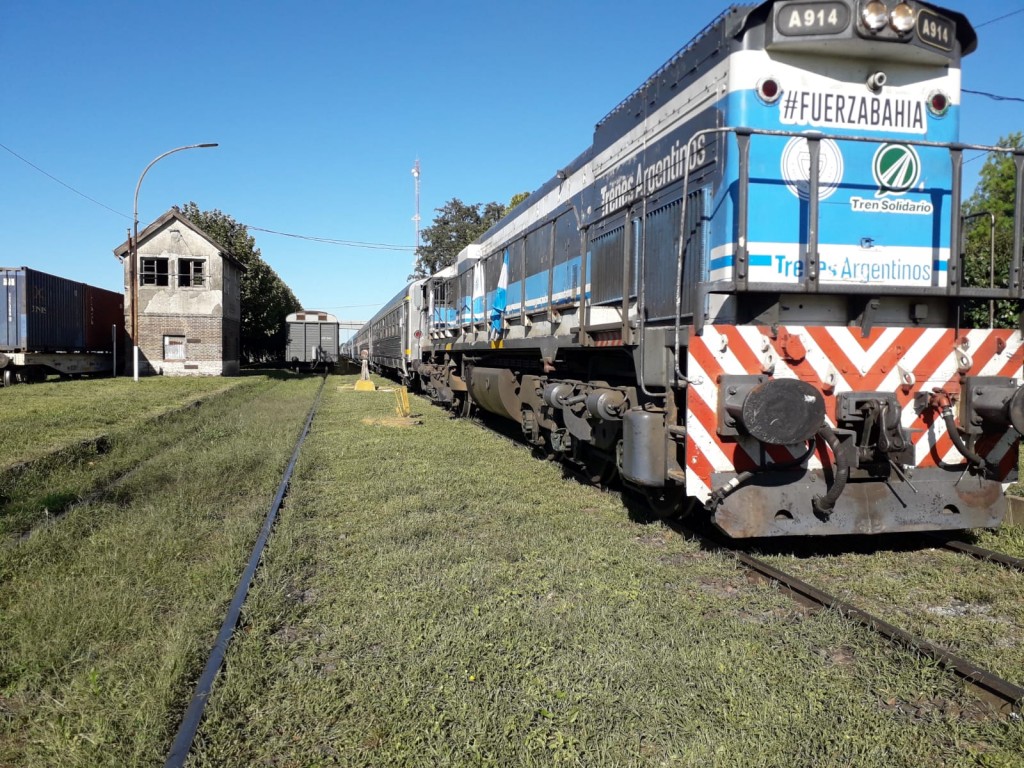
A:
<box><xmin>873</xmin><ymin>143</ymin><xmax>920</xmax><ymax>197</ymax></box>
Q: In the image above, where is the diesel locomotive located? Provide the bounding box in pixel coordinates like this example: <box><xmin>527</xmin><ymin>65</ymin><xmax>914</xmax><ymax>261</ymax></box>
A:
<box><xmin>351</xmin><ymin>0</ymin><xmax>1024</xmax><ymax>538</ymax></box>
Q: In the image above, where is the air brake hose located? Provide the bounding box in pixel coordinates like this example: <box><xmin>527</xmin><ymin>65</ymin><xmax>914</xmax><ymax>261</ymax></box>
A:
<box><xmin>939</xmin><ymin>406</ymin><xmax>989</xmax><ymax>472</ymax></box>
<box><xmin>812</xmin><ymin>423</ymin><xmax>850</xmax><ymax>519</ymax></box>
<box><xmin>706</xmin><ymin>440</ymin><xmax>816</xmax><ymax>510</ymax></box>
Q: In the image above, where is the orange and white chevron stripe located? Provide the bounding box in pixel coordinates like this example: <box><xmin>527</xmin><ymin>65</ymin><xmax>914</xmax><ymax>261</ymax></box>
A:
<box><xmin>684</xmin><ymin>325</ymin><xmax>1024</xmax><ymax>502</ymax></box>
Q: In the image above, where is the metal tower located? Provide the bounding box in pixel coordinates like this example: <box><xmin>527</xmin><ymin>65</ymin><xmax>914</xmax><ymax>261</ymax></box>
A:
<box><xmin>411</xmin><ymin>159</ymin><xmax>421</xmax><ymax>270</ymax></box>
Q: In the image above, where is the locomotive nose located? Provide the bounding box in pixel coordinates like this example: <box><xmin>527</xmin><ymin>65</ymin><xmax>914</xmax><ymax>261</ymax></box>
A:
<box><xmin>721</xmin><ymin>377</ymin><xmax>826</xmax><ymax>445</ymax></box>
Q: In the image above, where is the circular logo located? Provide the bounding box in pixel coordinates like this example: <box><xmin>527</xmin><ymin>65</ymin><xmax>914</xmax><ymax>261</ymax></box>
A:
<box><xmin>781</xmin><ymin>137</ymin><xmax>844</xmax><ymax>201</ymax></box>
<box><xmin>872</xmin><ymin>143</ymin><xmax>920</xmax><ymax>197</ymax></box>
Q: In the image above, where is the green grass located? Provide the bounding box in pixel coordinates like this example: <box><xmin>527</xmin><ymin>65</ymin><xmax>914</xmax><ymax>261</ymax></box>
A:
<box><xmin>184</xmin><ymin>379</ymin><xmax>1024</xmax><ymax>767</ymax></box>
<box><xmin>0</xmin><ymin>374</ymin><xmax>322</xmax><ymax>767</ymax></box>
<box><xmin>0</xmin><ymin>376</ymin><xmax>282</xmax><ymax>538</ymax></box>
<box><xmin>758</xmin><ymin>533</ymin><xmax>1024</xmax><ymax>685</ymax></box>
<box><xmin>0</xmin><ymin>375</ymin><xmax>252</xmax><ymax>470</ymax></box>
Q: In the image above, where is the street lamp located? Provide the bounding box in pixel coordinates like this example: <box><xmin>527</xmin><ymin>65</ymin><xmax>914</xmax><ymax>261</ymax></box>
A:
<box><xmin>130</xmin><ymin>143</ymin><xmax>218</xmax><ymax>381</ymax></box>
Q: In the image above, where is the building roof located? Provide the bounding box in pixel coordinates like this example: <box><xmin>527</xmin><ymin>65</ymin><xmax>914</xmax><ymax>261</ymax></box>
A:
<box><xmin>112</xmin><ymin>208</ymin><xmax>246</xmax><ymax>271</ymax></box>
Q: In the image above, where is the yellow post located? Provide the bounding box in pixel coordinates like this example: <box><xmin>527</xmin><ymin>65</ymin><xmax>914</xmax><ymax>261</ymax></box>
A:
<box><xmin>394</xmin><ymin>386</ymin><xmax>411</xmax><ymax>417</ymax></box>
<box><xmin>355</xmin><ymin>349</ymin><xmax>376</xmax><ymax>392</ymax></box>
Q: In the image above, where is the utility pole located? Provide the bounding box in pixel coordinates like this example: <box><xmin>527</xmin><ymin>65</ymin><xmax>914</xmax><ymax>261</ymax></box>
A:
<box><xmin>411</xmin><ymin>159</ymin><xmax>421</xmax><ymax>271</ymax></box>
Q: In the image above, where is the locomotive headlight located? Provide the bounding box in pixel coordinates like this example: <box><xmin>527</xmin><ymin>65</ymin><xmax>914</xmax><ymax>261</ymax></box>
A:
<box><xmin>861</xmin><ymin>1</ymin><xmax>889</xmax><ymax>32</ymax></box>
<box><xmin>889</xmin><ymin>2</ymin><xmax>916</xmax><ymax>33</ymax></box>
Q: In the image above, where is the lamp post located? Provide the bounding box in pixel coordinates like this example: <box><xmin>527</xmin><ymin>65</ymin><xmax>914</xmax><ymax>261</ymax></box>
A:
<box><xmin>131</xmin><ymin>142</ymin><xmax>218</xmax><ymax>381</ymax></box>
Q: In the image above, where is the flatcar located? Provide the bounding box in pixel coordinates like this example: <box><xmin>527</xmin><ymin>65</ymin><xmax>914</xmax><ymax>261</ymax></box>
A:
<box><xmin>353</xmin><ymin>0</ymin><xmax>1024</xmax><ymax>538</ymax></box>
<box><xmin>285</xmin><ymin>310</ymin><xmax>340</xmax><ymax>370</ymax></box>
<box><xmin>0</xmin><ymin>266</ymin><xmax>124</xmax><ymax>386</ymax></box>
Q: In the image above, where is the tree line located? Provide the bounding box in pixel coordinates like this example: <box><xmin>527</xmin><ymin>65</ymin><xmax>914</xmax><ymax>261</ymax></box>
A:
<box><xmin>962</xmin><ymin>132</ymin><xmax>1023</xmax><ymax>328</ymax></box>
<box><xmin>179</xmin><ymin>202</ymin><xmax>302</xmax><ymax>363</ymax></box>
<box><xmin>412</xmin><ymin>192</ymin><xmax>529</xmax><ymax>278</ymax></box>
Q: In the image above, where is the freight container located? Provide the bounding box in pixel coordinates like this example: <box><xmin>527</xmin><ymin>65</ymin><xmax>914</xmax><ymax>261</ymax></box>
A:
<box><xmin>1</xmin><ymin>266</ymin><xmax>85</xmax><ymax>352</ymax></box>
<box><xmin>285</xmin><ymin>310</ymin><xmax>339</xmax><ymax>367</ymax></box>
<box><xmin>0</xmin><ymin>266</ymin><xmax>124</xmax><ymax>385</ymax></box>
<box><xmin>83</xmin><ymin>284</ymin><xmax>125</xmax><ymax>353</ymax></box>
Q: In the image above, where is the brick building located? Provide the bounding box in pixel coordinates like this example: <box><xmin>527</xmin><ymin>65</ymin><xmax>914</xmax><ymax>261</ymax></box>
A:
<box><xmin>113</xmin><ymin>208</ymin><xmax>245</xmax><ymax>376</ymax></box>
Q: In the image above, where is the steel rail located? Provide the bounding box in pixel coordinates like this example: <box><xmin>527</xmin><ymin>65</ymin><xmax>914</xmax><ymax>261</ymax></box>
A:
<box><xmin>457</xmin><ymin>402</ymin><xmax>1024</xmax><ymax>712</ymax></box>
<box><xmin>662</xmin><ymin>520</ymin><xmax>1024</xmax><ymax>715</ymax></box>
<box><xmin>729</xmin><ymin>547</ymin><xmax>1024</xmax><ymax>714</ymax></box>
<box><xmin>929</xmin><ymin>537</ymin><xmax>1024</xmax><ymax>572</ymax></box>
<box><xmin>164</xmin><ymin>374</ymin><xmax>328</xmax><ymax>768</ymax></box>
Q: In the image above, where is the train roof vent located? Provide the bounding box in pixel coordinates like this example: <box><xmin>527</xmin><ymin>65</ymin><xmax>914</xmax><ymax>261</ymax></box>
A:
<box><xmin>595</xmin><ymin>4</ymin><xmax>754</xmax><ymax>130</ymax></box>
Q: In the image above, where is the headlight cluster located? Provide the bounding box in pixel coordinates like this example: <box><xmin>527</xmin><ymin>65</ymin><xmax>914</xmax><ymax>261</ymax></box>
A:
<box><xmin>860</xmin><ymin>1</ymin><xmax>916</xmax><ymax>34</ymax></box>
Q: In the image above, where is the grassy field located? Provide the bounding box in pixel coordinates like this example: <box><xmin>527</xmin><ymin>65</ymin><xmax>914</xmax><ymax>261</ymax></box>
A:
<box><xmin>0</xmin><ymin>374</ymin><xmax>322</xmax><ymax>767</ymax></box>
<box><xmin>0</xmin><ymin>375</ymin><xmax>263</xmax><ymax>537</ymax></box>
<box><xmin>0</xmin><ymin>376</ymin><xmax>250</xmax><ymax>469</ymax></box>
<box><xmin>180</xmin><ymin>378</ymin><xmax>1024</xmax><ymax>768</ymax></box>
<box><xmin>758</xmin><ymin>537</ymin><xmax>1024</xmax><ymax>685</ymax></box>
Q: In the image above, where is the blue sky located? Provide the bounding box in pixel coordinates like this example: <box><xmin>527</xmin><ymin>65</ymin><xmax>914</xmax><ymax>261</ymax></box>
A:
<box><xmin>2</xmin><ymin>1</ymin><xmax>1021</xmax><ymax>324</ymax></box>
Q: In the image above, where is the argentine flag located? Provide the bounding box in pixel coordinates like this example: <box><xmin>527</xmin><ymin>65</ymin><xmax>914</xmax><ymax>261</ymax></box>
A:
<box><xmin>490</xmin><ymin>250</ymin><xmax>509</xmax><ymax>339</ymax></box>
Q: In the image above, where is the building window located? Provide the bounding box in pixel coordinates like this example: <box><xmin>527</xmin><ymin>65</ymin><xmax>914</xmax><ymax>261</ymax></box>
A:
<box><xmin>164</xmin><ymin>335</ymin><xmax>186</xmax><ymax>361</ymax></box>
<box><xmin>140</xmin><ymin>257</ymin><xmax>169</xmax><ymax>286</ymax></box>
<box><xmin>178</xmin><ymin>259</ymin><xmax>206</xmax><ymax>288</ymax></box>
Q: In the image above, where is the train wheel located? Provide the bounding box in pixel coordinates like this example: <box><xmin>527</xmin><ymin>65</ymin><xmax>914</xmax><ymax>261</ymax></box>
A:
<box><xmin>2</xmin><ymin>368</ymin><xmax>13</xmax><ymax>387</ymax></box>
<box><xmin>641</xmin><ymin>486</ymin><xmax>686</xmax><ymax>520</ymax></box>
<box><xmin>576</xmin><ymin>446</ymin><xmax>617</xmax><ymax>487</ymax></box>
<box><xmin>451</xmin><ymin>393</ymin><xmax>471</xmax><ymax>418</ymax></box>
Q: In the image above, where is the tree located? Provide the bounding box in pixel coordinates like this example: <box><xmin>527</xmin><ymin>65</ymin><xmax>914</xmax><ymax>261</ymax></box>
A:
<box><xmin>412</xmin><ymin>192</ymin><xmax>529</xmax><ymax>278</ymax></box>
<box><xmin>961</xmin><ymin>132</ymin><xmax>1023</xmax><ymax>328</ymax></box>
<box><xmin>508</xmin><ymin>191</ymin><xmax>530</xmax><ymax>211</ymax></box>
<box><xmin>178</xmin><ymin>202</ymin><xmax>302</xmax><ymax>362</ymax></box>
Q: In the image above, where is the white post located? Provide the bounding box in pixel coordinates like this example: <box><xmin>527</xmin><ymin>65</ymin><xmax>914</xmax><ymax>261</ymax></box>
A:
<box><xmin>112</xmin><ymin>325</ymin><xmax>117</xmax><ymax>378</ymax></box>
<box><xmin>133</xmin><ymin>345</ymin><xmax>139</xmax><ymax>382</ymax></box>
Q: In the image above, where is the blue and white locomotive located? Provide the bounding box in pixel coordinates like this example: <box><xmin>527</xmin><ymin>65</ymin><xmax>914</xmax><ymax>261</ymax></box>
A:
<box><xmin>354</xmin><ymin>1</ymin><xmax>1024</xmax><ymax>538</ymax></box>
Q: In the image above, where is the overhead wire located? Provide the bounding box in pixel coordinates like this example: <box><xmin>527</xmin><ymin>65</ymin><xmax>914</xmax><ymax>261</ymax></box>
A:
<box><xmin>1</xmin><ymin>141</ymin><xmax>416</xmax><ymax>253</ymax></box>
<box><xmin>243</xmin><ymin>225</ymin><xmax>414</xmax><ymax>251</ymax></box>
<box><xmin>962</xmin><ymin>89</ymin><xmax>1024</xmax><ymax>104</ymax></box>
<box><xmin>1</xmin><ymin>141</ymin><xmax>131</xmax><ymax>220</ymax></box>
<box><xmin>975</xmin><ymin>7</ymin><xmax>1024</xmax><ymax>28</ymax></box>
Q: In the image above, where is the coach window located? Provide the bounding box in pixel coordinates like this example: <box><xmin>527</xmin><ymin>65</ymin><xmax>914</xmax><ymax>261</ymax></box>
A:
<box><xmin>140</xmin><ymin>257</ymin><xmax>169</xmax><ymax>286</ymax></box>
<box><xmin>163</xmin><ymin>335</ymin><xmax>186</xmax><ymax>360</ymax></box>
<box><xmin>178</xmin><ymin>259</ymin><xmax>205</xmax><ymax>288</ymax></box>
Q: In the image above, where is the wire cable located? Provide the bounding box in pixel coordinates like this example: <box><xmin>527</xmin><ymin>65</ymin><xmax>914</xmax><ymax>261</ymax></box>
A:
<box><xmin>962</xmin><ymin>88</ymin><xmax>1024</xmax><ymax>104</ymax></box>
<box><xmin>243</xmin><ymin>224</ymin><xmax>414</xmax><ymax>251</ymax></box>
<box><xmin>0</xmin><ymin>142</ymin><xmax>131</xmax><ymax>219</ymax></box>
<box><xmin>2</xmin><ymin>141</ymin><xmax>416</xmax><ymax>252</ymax></box>
<box><xmin>976</xmin><ymin>7</ymin><xmax>1024</xmax><ymax>28</ymax></box>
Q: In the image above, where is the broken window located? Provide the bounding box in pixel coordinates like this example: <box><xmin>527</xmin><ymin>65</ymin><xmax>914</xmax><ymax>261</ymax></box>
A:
<box><xmin>178</xmin><ymin>259</ymin><xmax>206</xmax><ymax>288</ymax></box>
<box><xmin>163</xmin><ymin>335</ymin><xmax>186</xmax><ymax>361</ymax></box>
<box><xmin>140</xmin><ymin>257</ymin><xmax>169</xmax><ymax>286</ymax></box>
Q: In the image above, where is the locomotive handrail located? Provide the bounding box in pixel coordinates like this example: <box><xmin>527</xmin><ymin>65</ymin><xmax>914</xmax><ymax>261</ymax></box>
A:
<box><xmin>672</xmin><ymin>126</ymin><xmax>1024</xmax><ymax>386</ymax></box>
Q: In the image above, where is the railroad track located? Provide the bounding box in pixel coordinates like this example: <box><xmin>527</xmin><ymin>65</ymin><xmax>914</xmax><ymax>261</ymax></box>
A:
<box><xmin>163</xmin><ymin>374</ymin><xmax>328</xmax><ymax>768</ymax></box>
<box><xmin>458</xmin><ymin>399</ymin><xmax>1024</xmax><ymax>716</ymax></box>
<box><xmin>929</xmin><ymin>536</ymin><xmax>1024</xmax><ymax>572</ymax></box>
<box><xmin>668</xmin><ymin>520</ymin><xmax>1024</xmax><ymax>717</ymax></box>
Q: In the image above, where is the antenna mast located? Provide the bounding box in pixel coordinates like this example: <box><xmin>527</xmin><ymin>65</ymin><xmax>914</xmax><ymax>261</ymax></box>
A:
<box><xmin>411</xmin><ymin>159</ymin><xmax>421</xmax><ymax>270</ymax></box>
